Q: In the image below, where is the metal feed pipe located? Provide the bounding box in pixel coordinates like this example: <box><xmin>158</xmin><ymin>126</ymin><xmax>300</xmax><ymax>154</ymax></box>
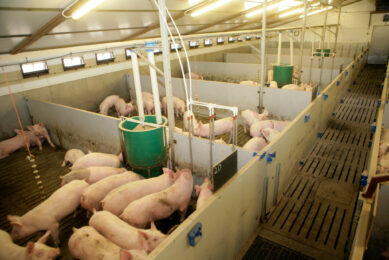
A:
<box><xmin>146</xmin><ymin>42</ymin><xmax>162</xmax><ymax>124</ymax></box>
<box><xmin>130</xmin><ymin>51</ymin><xmax>145</xmax><ymax>121</ymax></box>
<box><xmin>277</xmin><ymin>32</ymin><xmax>282</xmax><ymax>65</ymax></box>
<box><xmin>259</xmin><ymin>0</ymin><xmax>267</xmax><ymax>113</ymax></box>
<box><xmin>289</xmin><ymin>30</ymin><xmax>294</xmax><ymax>66</ymax></box>
<box><xmin>299</xmin><ymin>0</ymin><xmax>307</xmax><ymax>81</ymax></box>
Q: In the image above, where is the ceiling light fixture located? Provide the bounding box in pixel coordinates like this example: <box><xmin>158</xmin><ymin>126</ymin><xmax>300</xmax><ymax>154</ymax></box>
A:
<box><xmin>279</xmin><ymin>7</ymin><xmax>304</xmax><ymax>18</ymax></box>
<box><xmin>191</xmin><ymin>0</ymin><xmax>232</xmax><ymax>17</ymax></box>
<box><xmin>72</xmin><ymin>0</ymin><xmax>105</xmax><ymax>20</ymax></box>
<box><xmin>299</xmin><ymin>5</ymin><xmax>332</xmax><ymax>18</ymax></box>
<box><xmin>246</xmin><ymin>3</ymin><xmax>278</xmax><ymax>18</ymax></box>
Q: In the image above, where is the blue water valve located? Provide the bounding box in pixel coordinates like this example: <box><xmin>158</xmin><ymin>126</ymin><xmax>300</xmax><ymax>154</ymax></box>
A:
<box><xmin>188</xmin><ymin>223</ymin><xmax>202</xmax><ymax>247</ymax></box>
<box><xmin>360</xmin><ymin>174</ymin><xmax>368</xmax><ymax>187</ymax></box>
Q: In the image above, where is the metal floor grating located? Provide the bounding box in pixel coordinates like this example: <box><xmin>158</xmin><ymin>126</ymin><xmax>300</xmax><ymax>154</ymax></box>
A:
<box><xmin>244</xmin><ymin>65</ymin><xmax>385</xmax><ymax>260</ymax></box>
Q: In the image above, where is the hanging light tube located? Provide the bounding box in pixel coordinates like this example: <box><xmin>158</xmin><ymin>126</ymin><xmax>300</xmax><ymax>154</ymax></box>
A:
<box><xmin>299</xmin><ymin>6</ymin><xmax>332</xmax><ymax>18</ymax></box>
<box><xmin>72</xmin><ymin>0</ymin><xmax>105</xmax><ymax>20</ymax></box>
<box><xmin>191</xmin><ymin>0</ymin><xmax>232</xmax><ymax>17</ymax></box>
<box><xmin>279</xmin><ymin>8</ymin><xmax>304</xmax><ymax>18</ymax></box>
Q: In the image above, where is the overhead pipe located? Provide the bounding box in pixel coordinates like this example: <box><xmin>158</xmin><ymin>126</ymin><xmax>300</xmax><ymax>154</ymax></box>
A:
<box><xmin>158</xmin><ymin>0</ymin><xmax>176</xmax><ymax>168</ymax></box>
<box><xmin>146</xmin><ymin>42</ymin><xmax>162</xmax><ymax>124</ymax></box>
<box><xmin>130</xmin><ymin>51</ymin><xmax>145</xmax><ymax>121</ymax></box>
<box><xmin>277</xmin><ymin>32</ymin><xmax>282</xmax><ymax>65</ymax></box>
<box><xmin>259</xmin><ymin>0</ymin><xmax>267</xmax><ymax>113</ymax></box>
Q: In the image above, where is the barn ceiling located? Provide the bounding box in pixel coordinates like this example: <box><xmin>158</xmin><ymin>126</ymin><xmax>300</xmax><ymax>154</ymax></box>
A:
<box><xmin>0</xmin><ymin>0</ymin><xmax>351</xmax><ymax>54</ymax></box>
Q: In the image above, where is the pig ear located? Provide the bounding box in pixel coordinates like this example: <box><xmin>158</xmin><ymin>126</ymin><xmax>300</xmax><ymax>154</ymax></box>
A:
<box><xmin>195</xmin><ymin>185</ymin><xmax>201</xmax><ymax>196</ymax></box>
<box><xmin>26</xmin><ymin>242</ymin><xmax>35</xmax><ymax>257</ymax></box>
<box><xmin>72</xmin><ymin>227</ymin><xmax>78</xmax><ymax>232</ymax></box>
<box><xmin>120</xmin><ymin>249</ymin><xmax>133</xmax><ymax>260</ymax></box>
<box><xmin>37</xmin><ymin>230</ymin><xmax>51</xmax><ymax>244</ymax></box>
<box><xmin>38</xmin><ymin>122</ymin><xmax>44</xmax><ymax>127</ymax></box>
<box><xmin>208</xmin><ymin>184</ymin><xmax>214</xmax><ymax>191</ymax></box>
<box><xmin>150</xmin><ymin>221</ymin><xmax>157</xmax><ymax>230</ymax></box>
<box><xmin>137</xmin><ymin>231</ymin><xmax>149</xmax><ymax>251</ymax></box>
<box><xmin>13</xmin><ymin>129</ymin><xmax>22</xmax><ymax>135</ymax></box>
<box><xmin>88</xmin><ymin>150</ymin><xmax>92</xmax><ymax>154</ymax></box>
<box><xmin>7</xmin><ymin>215</ymin><xmax>22</xmax><ymax>226</ymax></box>
<box><xmin>27</xmin><ymin>125</ymin><xmax>33</xmax><ymax>130</ymax></box>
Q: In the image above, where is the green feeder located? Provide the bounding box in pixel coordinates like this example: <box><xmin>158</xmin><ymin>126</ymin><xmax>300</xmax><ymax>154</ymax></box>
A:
<box><xmin>273</xmin><ymin>64</ymin><xmax>293</xmax><ymax>88</ymax></box>
<box><xmin>119</xmin><ymin>115</ymin><xmax>168</xmax><ymax>178</ymax></box>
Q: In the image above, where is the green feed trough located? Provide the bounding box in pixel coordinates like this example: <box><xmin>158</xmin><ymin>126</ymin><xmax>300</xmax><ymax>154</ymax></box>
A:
<box><xmin>119</xmin><ymin>115</ymin><xmax>168</xmax><ymax>178</ymax></box>
<box><xmin>273</xmin><ymin>64</ymin><xmax>293</xmax><ymax>87</ymax></box>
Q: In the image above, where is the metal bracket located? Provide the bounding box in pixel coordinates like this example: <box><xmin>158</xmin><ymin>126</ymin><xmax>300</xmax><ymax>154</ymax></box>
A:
<box><xmin>304</xmin><ymin>115</ymin><xmax>310</xmax><ymax>122</ymax></box>
<box><xmin>337</xmin><ymin>81</ymin><xmax>340</xmax><ymax>86</ymax></box>
<box><xmin>346</xmin><ymin>70</ymin><xmax>349</xmax><ymax>76</ymax></box>
<box><xmin>378</xmin><ymin>100</ymin><xmax>381</xmax><ymax>107</ymax></box>
<box><xmin>323</xmin><ymin>94</ymin><xmax>328</xmax><ymax>100</ymax></box>
<box><xmin>372</xmin><ymin>125</ymin><xmax>376</xmax><ymax>133</ymax></box>
<box><xmin>260</xmin><ymin>152</ymin><xmax>267</xmax><ymax>160</ymax></box>
<box><xmin>273</xmin><ymin>163</ymin><xmax>280</xmax><ymax>205</ymax></box>
<box><xmin>318</xmin><ymin>132</ymin><xmax>323</xmax><ymax>138</ymax></box>
<box><xmin>261</xmin><ymin>177</ymin><xmax>269</xmax><ymax>222</ymax></box>
<box><xmin>188</xmin><ymin>223</ymin><xmax>202</xmax><ymax>247</ymax></box>
<box><xmin>332</xmin><ymin>112</ymin><xmax>336</xmax><ymax>116</ymax></box>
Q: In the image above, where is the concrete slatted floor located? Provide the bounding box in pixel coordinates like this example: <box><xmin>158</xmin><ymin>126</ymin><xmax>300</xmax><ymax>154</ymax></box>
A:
<box><xmin>243</xmin><ymin>65</ymin><xmax>384</xmax><ymax>260</ymax></box>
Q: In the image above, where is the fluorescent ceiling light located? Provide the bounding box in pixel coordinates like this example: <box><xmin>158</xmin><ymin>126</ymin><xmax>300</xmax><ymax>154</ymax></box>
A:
<box><xmin>299</xmin><ymin>6</ymin><xmax>332</xmax><ymax>18</ymax></box>
<box><xmin>72</xmin><ymin>0</ymin><xmax>104</xmax><ymax>20</ymax></box>
<box><xmin>311</xmin><ymin>2</ymin><xmax>320</xmax><ymax>6</ymax></box>
<box><xmin>189</xmin><ymin>0</ymin><xmax>203</xmax><ymax>5</ymax></box>
<box><xmin>191</xmin><ymin>0</ymin><xmax>232</xmax><ymax>17</ymax></box>
<box><xmin>277</xmin><ymin>0</ymin><xmax>302</xmax><ymax>11</ymax></box>
<box><xmin>246</xmin><ymin>3</ymin><xmax>278</xmax><ymax>17</ymax></box>
<box><xmin>244</xmin><ymin>0</ymin><xmax>262</xmax><ymax>10</ymax></box>
<box><xmin>279</xmin><ymin>8</ymin><xmax>304</xmax><ymax>18</ymax></box>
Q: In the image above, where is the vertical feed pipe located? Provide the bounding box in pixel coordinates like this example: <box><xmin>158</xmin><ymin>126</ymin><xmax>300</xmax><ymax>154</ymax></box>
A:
<box><xmin>146</xmin><ymin>42</ymin><xmax>162</xmax><ymax>124</ymax></box>
<box><xmin>130</xmin><ymin>51</ymin><xmax>145</xmax><ymax>121</ymax></box>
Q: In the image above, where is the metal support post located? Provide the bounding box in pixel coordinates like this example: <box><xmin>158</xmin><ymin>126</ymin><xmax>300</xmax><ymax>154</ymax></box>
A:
<box><xmin>330</xmin><ymin>7</ymin><xmax>342</xmax><ymax>82</ymax></box>
<box><xmin>158</xmin><ymin>0</ymin><xmax>175</xmax><ymax>168</ymax></box>
<box><xmin>299</xmin><ymin>0</ymin><xmax>307</xmax><ymax>81</ymax></box>
<box><xmin>259</xmin><ymin>0</ymin><xmax>266</xmax><ymax>113</ymax></box>
<box><xmin>319</xmin><ymin>8</ymin><xmax>329</xmax><ymax>87</ymax></box>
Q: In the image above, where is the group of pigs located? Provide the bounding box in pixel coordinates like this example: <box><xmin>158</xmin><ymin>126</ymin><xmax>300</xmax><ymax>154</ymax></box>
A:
<box><xmin>241</xmin><ymin>109</ymin><xmax>290</xmax><ymax>152</ymax></box>
<box><xmin>3</xmin><ymin>149</ymin><xmax>213</xmax><ymax>259</ymax></box>
<box><xmin>99</xmin><ymin>91</ymin><xmax>186</xmax><ymax>118</ymax></box>
<box><xmin>0</xmin><ymin>123</ymin><xmax>55</xmax><ymax>160</ymax></box>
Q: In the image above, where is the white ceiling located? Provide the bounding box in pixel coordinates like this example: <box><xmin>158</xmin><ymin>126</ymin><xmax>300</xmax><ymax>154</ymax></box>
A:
<box><xmin>0</xmin><ymin>0</ymin><xmax>343</xmax><ymax>54</ymax></box>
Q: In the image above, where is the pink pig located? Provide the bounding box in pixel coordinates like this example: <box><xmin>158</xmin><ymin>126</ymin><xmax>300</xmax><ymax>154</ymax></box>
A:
<box><xmin>102</xmin><ymin>168</ymin><xmax>176</xmax><ymax>216</ymax></box>
<box><xmin>185</xmin><ymin>72</ymin><xmax>203</xmax><ymax>80</ymax></box>
<box><xmin>161</xmin><ymin>96</ymin><xmax>186</xmax><ymax>117</ymax></box>
<box><xmin>250</xmin><ymin>120</ymin><xmax>274</xmax><ymax>137</ymax></box>
<box><xmin>120</xmin><ymin>169</ymin><xmax>193</xmax><ymax>228</ymax></box>
<box><xmin>261</xmin><ymin>128</ymin><xmax>280</xmax><ymax>142</ymax></box>
<box><xmin>241</xmin><ymin>109</ymin><xmax>269</xmax><ymax>133</ymax></box>
<box><xmin>0</xmin><ymin>230</ymin><xmax>60</xmax><ymax>260</ymax></box>
<box><xmin>194</xmin><ymin>117</ymin><xmax>234</xmax><ymax>143</ymax></box>
<box><xmin>239</xmin><ymin>80</ymin><xmax>259</xmax><ymax>86</ymax></box>
<box><xmin>8</xmin><ymin>180</ymin><xmax>88</xmax><ymax>244</ymax></box>
<box><xmin>142</xmin><ymin>92</ymin><xmax>155</xmax><ymax>115</ymax></box>
<box><xmin>115</xmin><ymin>98</ymin><xmax>135</xmax><ymax>117</ymax></box>
<box><xmin>195</xmin><ymin>177</ymin><xmax>213</xmax><ymax>209</ymax></box>
<box><xmin>27</xmin><ymin>123</ymin><xmax>55</xmax><ymax>148</ymax></box>
<box><xmin>89</xmin><ymin>210</ymin><xmax>166</xmax><ymax>253</ymax></box>
<box><xmin>99</xmin><ymin>95</ymin><xmax>120</xmax><ymax>115</ymax></box>
<box><xmin>0</xmin><ymin>130</ymin><xmax>42</xmax><ymax>159</ymax></box>
<box><xmin>243</xmin><ymin>137</ymin><xmax>267</xmax><ymax>152</ymax></box>
<box><xmin>81</xmin><ymin>171</ymin><xmax>143</xmax><ymax>212</ymax></box>
<box><xmin>61</xmin><ymin>148</ymin><xmax>85</xmax><ymax>167</ymax></box>
<box><xmin>272</xmin><ymin>120</ymin><xmax>290</xmax><ymax>132</ymax></box>
<box><xmin>61</xmin><ymin>166</ymin><xmax>126</xmax><ymax>186</ymax></box>
<box><xmin>69</xmin><ymin>226</ymin><xmax>147</xmax><ymax>260</ymax></box>
<box><xmin>71</xmin><ymin>152</ymin><xmax>121</xmax><ymax>170</ymax></box>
